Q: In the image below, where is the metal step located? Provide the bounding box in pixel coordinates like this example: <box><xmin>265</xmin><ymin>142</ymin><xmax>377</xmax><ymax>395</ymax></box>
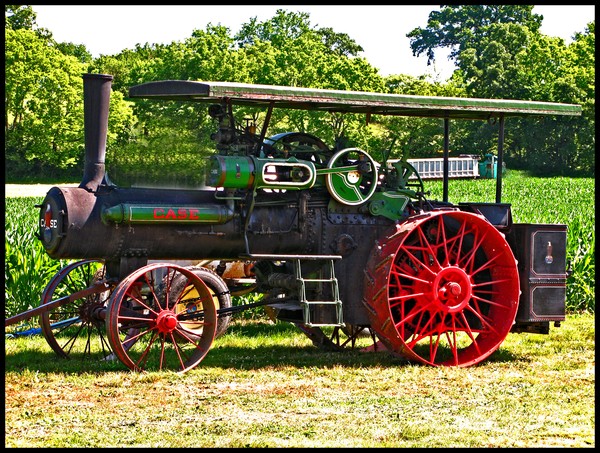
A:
<box><xmin>241</xmin><ymin>253</ymin><xmax>344</xmax><ymax>327</ymax></box>
<box><xmin>294</xmin><ymin>257</ymin><xmax>343</xmax><ymax>327</ymax></box>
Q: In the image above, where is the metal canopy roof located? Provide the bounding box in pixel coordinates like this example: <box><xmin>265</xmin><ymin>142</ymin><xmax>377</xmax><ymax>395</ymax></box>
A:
<box><xmin>128</xmin><ymin>80</ymin><xmax>582</xmax><ymax>120</ymax></box>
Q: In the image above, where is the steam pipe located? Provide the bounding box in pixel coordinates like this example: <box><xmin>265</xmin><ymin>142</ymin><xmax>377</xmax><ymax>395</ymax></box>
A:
<box><xmin>79</xmin><ymin>73</ymin><xmax>113</xmax><ymax>192</ymax></box>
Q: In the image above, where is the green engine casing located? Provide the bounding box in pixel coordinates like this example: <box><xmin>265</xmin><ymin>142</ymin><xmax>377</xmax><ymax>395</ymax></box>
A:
<box><xmin>207</xmin><ymin>155</ymin><xmax>316</xmax><ymax>190</ymax></box>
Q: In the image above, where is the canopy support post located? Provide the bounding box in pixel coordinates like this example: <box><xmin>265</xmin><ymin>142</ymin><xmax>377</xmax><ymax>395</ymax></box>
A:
<box><xmin>495</xmin><ymin>115</ymin><xmax>505</xmax><ymax>203</ymax></box>
<box><xmin>443</xmin><ymin>118</ymin><xmax>449</xmax><ymax>203</ymax></box>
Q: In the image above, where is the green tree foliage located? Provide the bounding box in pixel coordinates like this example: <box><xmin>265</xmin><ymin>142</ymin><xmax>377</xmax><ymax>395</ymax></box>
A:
<box><xmin>4</xmin><ymin>6</ymin><xmax>134</xmax><ymax>181</ymax></box>
<box><xmin>5</xmin><ymin>28</ymin><xmax>86</xmax><ymax>176</ymax></box>
<box><xmin>407</xmin><ymin>5</ymin><xmax>594</xmax><ymax>176</ymax></box>
<box><xmin>407</xmin><ymin>5</ymin><xmax>542</xmax><ymax>67</ymax></box>
<box><xmin>5</xmin><ymin>4</ymin><xmax>37</xmax><ymax>30</ymax></box>
<box><xmin>54</xmin><ymin>41</ymin><xmax>93</xmax><ymax>64</ymax></box>
<box><xmin>4</xmin><ymin>6</ymin><xmax>593</xmax><ymax>181</ymax></box>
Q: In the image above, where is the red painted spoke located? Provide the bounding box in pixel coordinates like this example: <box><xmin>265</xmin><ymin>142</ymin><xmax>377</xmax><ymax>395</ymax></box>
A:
<box><xmin>393</xmin><ymin>297</ymin><xmax>437</xmax><ymax>327</ymax></box>
<box><xmin>473</xmin><ymin>276</ymin><xmax>514</xmax><ymax>288</ymax></box>
<box><xmin>158</xmin><ymin>336</ymin><xmax>167</xmax><ymax>371</ymax></box>
<box><xmin>405</xmin><ymin>324</ymin><xmax>437</xmax><ymax>347</ymax></box>
<box><xmin>458</xmin><ymin>311</ymin><xmax>482</xmax><ymax>352</ymax></box>
<box><xmin>402</xmin><ymin>309</ymin><xmax>440</xmax><ymax>345</ymax></box>
<box><xmin>468</xmin><ymin>252</ymin><xmax>504</xmax><ymax>279</ymax></box>
<box><xmin>174</xmin><ymin>327</ymin><xmax>204</xmax><ymax>346</ymax></box>
<box><xmin>400</xmin><ymin>246</ymin><xmax>438</xmax><ymax>277</ymax></box>
<box><xmin>443</xmin><ymin>328</ymin><xmax>459</xmax><ymax>365</ymax></box>
<box><xmin>447</xmin><ymin>311</ymin><xmax>469</xmax><ymax>331</ymax></box>
<box><xmin>169</xmin><ymin>332</ymin><xmax>188</xmax><ymax>371</ymax></box>
<box><xmin>433</xmin><ymin>335</ymin><xmax>444</xmax><ymax>364</ymax></box>
<box><xmin>448</xmin><ymin>219</ymin><xmax>470</xmax><ymax>267</ymax></box>
<box><xmin>436</xmin><ymin>216</ymin><xmax>452</xmax><ymax>267</ymax></box>
<box><xmin>456</xmin><ymin>229</ymin><xmax>487</xmax><ymax>273</ymax></box>
<box><xmin>471</xmin><ymin>287</ymin><xmax>499</xmax><ymax>295</ymax></box>
<box><xmin>163</xmin><ymin>270</ymin><xmax>183</xmax><ymax>310</ymax></box>
<box><xmin>471</xmin><ymin>293</ymin><xmax>513</xmax><ymax>310</ymax></box>
<box><xmin>123</xmin><ymin>289</ymin><xmax>158</xmax><ymax>317</ymax></box>
<box><xmin>422</xmin><ymin>332</ymin><xmax>442</xmax><ymax>365</ymax></box>
<box><xmin>463</xmin><ymin>305</ymin><xmax>503</xmax><ymax>336</ymax></box>
<box><xmin>415</xmin><ymin>224</ymin><xmax>443</xmax><ymax>271</ymax></box>
<box><xmin>390</xmin><ymin>268</ymin><xmax>432</xmax><ymax>285</ymax></box>
<box><xmin>141</xmin><ymin>271</ymin><xmax>162</xmax><ymax>310</ymax></box>
<box><xmin>389</xmin><ymin>291</ymin><xmax>430</xmax><ymax>305</ymax></box>
<box><xmin>457</xmin><ymin>311</ymin><xmax>478</xmax><ymax>338</ymax></box>
<box><xmin>115</xmin><ymin>312</ymin><xmax>154</xmax><ymax>323</ymax></box>
<box><xmin>132</xmin><ymin>330</ymin><xmax>160</xmax><ymax>370</ymax></box>
<box><xmin>177</xmin><ymin>282</ymin><xmax>197</xmax><ymax>304</ymax></box>
<box><xmin>467</xmin><ymin>297</ymin><xmax>494</xmax><ymax>325</ymax></box>
<box><xmin>119</xmin><ymin>326</ymin><xmax>153</xmax><ymax>347</ymax></box>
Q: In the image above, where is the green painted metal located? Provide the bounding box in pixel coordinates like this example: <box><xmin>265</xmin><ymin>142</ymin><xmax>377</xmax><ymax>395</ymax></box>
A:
<box><xmin>129</xmin><ymin>80</ymin><xmax>582</xmax><ymax>120</ymax></box>
<box><xmin>207</xmin><ymin>155</ymin><xmax>256</xmax><ymax>189</ymax></box>
<box><xmin>207</xmin><ymin>155</ymin><xmax>317</xmax><ymax>190</ymax></box>
<box><xmin>102</xmin><ymin>203</ymin><xmax>234</xmax><ymax>224</ymax></box>
<box><xmin>368</xmin><ymin>192</ymin><xmax>411</xmax><ymax>220</ymax></box>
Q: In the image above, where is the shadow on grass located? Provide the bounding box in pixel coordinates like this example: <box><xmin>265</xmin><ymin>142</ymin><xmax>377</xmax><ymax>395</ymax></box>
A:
<box><xmin>4</xmin><ymin>320</ymin><xmax>522</xmax><ymax>374</ymax></box>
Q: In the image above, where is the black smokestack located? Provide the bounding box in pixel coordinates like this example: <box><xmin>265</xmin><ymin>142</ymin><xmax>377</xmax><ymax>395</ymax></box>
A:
<box><xmin>79</xmin><ymin>73</ymin><xmax>113</xmax><ymax>192</ymax></box>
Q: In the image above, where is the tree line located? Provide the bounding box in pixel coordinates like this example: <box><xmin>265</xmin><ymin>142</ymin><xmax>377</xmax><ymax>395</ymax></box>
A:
<box><xmin>5</xmin><ymin>5</ymin><xmax>595</xmax><ymax>185</ymax></box>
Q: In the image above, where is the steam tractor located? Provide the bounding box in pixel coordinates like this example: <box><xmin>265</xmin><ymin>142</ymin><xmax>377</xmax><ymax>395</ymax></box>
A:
<box><xmin>5</xmin><ymin>74</ymin><xmax>581</xmax><ymax>372</ymax></box>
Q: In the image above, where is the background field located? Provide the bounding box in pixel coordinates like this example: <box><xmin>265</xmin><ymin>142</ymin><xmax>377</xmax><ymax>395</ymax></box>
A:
<box><xmin>6</xmin><ymin>170</ymin><xmax>594</xmax><ymax>318</ymax></box>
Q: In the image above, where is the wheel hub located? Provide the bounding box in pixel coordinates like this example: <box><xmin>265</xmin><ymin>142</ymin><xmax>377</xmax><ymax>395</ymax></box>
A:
<box><xmin>433</xmin><ymin>266</ymin><xmax>472</xmax><ymax>312</ymax></box>
<box><xmin>156</xmin><ymin>310</ymin><xmax>178</xmax><ymax>334</ymax></box>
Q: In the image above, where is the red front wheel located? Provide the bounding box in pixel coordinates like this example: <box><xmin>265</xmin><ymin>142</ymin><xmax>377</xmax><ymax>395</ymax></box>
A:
<box><xmin>364</xmin><ymin>210</ymin><xmax>520</xmax><ymax>367</ymax></box>
<box><xmin>106</xmin><ymin>263</ymin><xmax>217</xmax><ymax>372</ymax></box>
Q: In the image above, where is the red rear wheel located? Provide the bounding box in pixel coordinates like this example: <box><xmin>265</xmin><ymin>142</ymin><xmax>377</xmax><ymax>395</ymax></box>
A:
<box><xmin>364</xmin><ymin>210</ymin><xmax>519</xmax><ymax>367</ymax></box>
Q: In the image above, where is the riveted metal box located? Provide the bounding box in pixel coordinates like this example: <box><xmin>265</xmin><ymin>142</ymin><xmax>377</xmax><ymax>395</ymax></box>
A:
<box><xmin>507</xmin><ymin>223</ymin><xmax>567</xmax><ymax>325</ymax></box>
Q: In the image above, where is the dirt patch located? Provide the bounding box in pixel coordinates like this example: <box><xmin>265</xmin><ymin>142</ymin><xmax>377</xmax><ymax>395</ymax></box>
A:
<box><xmin>4</xmin><ymin>183</ymin><xmax>78</xmax><ymax>198</ymax></box>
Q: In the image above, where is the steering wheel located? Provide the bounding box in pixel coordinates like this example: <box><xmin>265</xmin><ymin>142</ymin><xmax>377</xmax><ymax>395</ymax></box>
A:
<box><xmin>322</xmin><ymin>148</ymin><xmax>378</xmax><ymax>205</ymax></box>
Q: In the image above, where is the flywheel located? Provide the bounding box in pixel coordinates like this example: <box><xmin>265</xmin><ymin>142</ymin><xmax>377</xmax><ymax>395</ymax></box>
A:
<box><xmin>363</xmin><ymin>210</ymin><xmax>520</xmax><ymax>367</ymax></box>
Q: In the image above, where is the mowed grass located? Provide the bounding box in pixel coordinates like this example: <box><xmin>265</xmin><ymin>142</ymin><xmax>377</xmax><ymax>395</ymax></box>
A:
<box><xmin>4</xmin><ymin>313</ymin><xmax>595</xmax><ymax>448</ymax></box>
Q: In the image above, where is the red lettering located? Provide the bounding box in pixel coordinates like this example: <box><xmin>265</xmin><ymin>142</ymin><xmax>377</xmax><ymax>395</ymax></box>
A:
<box><xmin>153</xmin><ymin>207</ymin><xmax>201</xmax><ymax>221</ymax></box>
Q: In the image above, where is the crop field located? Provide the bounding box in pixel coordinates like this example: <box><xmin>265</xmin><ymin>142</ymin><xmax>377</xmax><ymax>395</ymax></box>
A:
<box><xmin>5</xmin><ymin>171</ymin><xmax>595</xmax><ymax>320</ymax></box>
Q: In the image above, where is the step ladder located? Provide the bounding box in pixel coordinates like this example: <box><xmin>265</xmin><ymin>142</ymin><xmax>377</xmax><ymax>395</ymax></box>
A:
<box><xmin>240</xmin><ymin>254</ymin><xmax>344</xmax><ymax>327</ymax></box>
